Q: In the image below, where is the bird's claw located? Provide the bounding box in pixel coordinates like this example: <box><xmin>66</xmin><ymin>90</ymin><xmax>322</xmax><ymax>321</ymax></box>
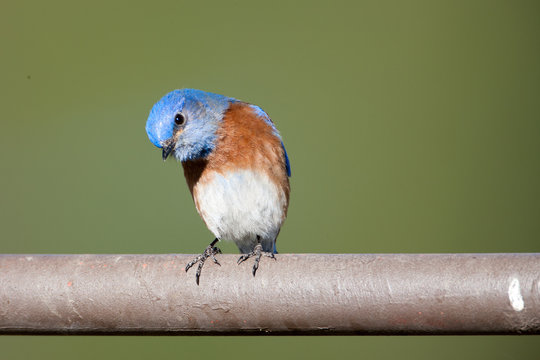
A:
<box><xmin>185</xmin><ymin>242</ymin><xmax>221</xmax><ymax>285</ymax></box>
<box><xmin>237</xmin><ymin>244</ymin><xmax>276</xmax><ymax>276</ymax></box>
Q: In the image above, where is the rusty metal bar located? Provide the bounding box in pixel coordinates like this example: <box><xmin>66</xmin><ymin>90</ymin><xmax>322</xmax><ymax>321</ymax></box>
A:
<box><xmin>0</xmin><ymin>253</ymin><xmax>539</xmax><ymax>335</ymax></box>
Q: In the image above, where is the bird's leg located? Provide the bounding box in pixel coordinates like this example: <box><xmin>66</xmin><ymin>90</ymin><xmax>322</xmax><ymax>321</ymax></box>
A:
<box><xmin>185</xmin><ymin>238</ymin><xmax>221</xmax><ymax>285</ymax></box>
<box><xmin>237</xmin><ymin>235</ymin><xmax>276</xmax><ymax>276</ymax></box>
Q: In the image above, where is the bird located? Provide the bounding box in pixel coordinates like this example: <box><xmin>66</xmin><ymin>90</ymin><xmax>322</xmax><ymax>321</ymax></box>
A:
<box><xmin>145</xmin><ymin>89</ymin><xmax>291</xmax><ymax>284</ymax></box>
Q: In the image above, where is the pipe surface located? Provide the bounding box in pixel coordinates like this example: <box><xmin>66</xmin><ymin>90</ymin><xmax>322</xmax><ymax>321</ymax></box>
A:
<box><xmin>0</xmin><ymin>253</ymin><xmax>539</xmax><ymax>335</ymax></box>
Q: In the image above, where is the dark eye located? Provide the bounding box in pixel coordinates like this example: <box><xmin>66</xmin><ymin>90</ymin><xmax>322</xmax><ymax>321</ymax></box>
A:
<box><xmin>174</xmin><ymin>113</ymin><xmax>186</xmax><ymax>126</ymax></box>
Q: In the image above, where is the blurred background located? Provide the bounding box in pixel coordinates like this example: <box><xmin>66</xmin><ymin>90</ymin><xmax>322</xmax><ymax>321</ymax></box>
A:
<box><xmin>1</xmin><ymin>0</ymin><xmax>539</xmax><ymax>358</ymax></box>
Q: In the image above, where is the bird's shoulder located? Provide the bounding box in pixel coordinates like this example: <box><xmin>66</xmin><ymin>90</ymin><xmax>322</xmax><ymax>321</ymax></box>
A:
<box><xmin>208</xmin><ymin>102</ymin><xmax>284</xmax><ymax>170</ymax></box>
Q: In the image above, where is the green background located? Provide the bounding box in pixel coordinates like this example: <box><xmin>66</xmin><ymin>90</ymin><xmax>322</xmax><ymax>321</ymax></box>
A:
<box><xmin>1</xmin><ymin>0</ymin><xmax>539</xmax><ymax>358</ymax></box>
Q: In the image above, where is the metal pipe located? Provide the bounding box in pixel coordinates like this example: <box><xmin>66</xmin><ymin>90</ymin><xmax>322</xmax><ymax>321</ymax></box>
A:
<box><xmin>0</xmin><ymin>253</ymin><xmax>538</xmax><ymax>335</ymax></box>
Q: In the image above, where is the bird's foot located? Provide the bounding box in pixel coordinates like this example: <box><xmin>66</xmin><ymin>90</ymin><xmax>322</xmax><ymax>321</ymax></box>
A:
<box><xmin>185</xmin><ymin>239</ymin><xmax>221</xmax><ymax>285</ymax></box>
<box><xmin>237</xmin><ymin>243</ymin><xmax>276</xmax><ymax>276</ymax></box>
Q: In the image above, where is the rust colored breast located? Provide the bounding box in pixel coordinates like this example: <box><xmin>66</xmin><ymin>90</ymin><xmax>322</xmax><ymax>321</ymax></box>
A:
<box><xmin>182</xmin><ymin>102</ymin><xmax>290</xmax><ymax>205</ymax></box>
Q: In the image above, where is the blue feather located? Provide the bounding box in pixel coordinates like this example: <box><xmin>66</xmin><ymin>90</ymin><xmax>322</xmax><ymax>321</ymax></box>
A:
<box><xmin>281</xmin><ymin>141</ymin><xmax>291</xmax><ymax>177</ymax></box>
<box><xmin>146</xmin><ymin>89</ymin><xmax>230</xmax><ymax>161</ymax></box>
<box><xmin>146</xmin><ymin>89</ymin><xmax>291</xmax><ymax>176</ymax></box>
<box><xmin>248</xmin><ymin>104</ymin><xmax>291</xmax><ymax>177</ymax></box>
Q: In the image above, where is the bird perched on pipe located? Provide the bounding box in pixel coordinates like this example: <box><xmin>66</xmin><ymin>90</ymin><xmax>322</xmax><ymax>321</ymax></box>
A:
<box><xmin>146</xmin><ymin>89</ymin><xmax>291</xmax><ymax>284</ymax></box>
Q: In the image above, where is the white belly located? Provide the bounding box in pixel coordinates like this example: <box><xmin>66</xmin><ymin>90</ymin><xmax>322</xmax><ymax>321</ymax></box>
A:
<box><xmin>193</xmin><ymin>169</ymin><xmax>287</xmax><ymax>253</ymax></box>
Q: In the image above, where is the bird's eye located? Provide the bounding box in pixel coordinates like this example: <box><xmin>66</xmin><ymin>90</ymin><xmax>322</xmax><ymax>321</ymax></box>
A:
<box><xmin>174</xmin><ymin>113</ymin><xmax>186</xmax><ymax>126</ymax></box>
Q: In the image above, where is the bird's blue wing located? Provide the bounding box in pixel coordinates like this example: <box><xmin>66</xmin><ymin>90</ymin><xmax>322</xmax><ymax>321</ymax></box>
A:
<box><xmin>247</xmin><ymin>104</ymin><xmax>291</xmax><ymax>177</ymax></box>
<box><xmin>281</xmin><ymin>141</ymin><xmax>291</xmax><ymax>177</ymax></box>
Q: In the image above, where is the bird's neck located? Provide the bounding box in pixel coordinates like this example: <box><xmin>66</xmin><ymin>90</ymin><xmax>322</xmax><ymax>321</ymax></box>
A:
<box><xmin>182</xmin><ymin>159</ymin><xmax>208</xmax><ymax>196</ymax></box>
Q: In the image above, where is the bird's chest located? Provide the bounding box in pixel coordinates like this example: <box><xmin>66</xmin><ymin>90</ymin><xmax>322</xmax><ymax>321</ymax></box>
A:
<box><xmin>190</xmin><ymin>169</ymin><xmax>287</xmax><ymax>242</ymax></box>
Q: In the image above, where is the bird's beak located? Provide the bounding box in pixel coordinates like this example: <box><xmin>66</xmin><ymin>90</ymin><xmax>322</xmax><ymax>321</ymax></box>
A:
<box><xmin>162</xmin><ymin>140</ymin><xmax>175</xmax><ymax>161</ymax></box>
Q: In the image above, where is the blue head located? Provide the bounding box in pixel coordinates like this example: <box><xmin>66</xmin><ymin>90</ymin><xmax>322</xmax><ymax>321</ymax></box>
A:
<box><xmin>146</xmin><ymin>89</ymin><xmax>231</xmax><ymax>161</ymax></box>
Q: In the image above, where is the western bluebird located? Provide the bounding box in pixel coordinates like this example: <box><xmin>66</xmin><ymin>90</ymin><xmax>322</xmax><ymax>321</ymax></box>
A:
<box><xmin>146</xmin><ymin>89</ymin><xmax>291</xmax><ymax>284</ymax></box>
